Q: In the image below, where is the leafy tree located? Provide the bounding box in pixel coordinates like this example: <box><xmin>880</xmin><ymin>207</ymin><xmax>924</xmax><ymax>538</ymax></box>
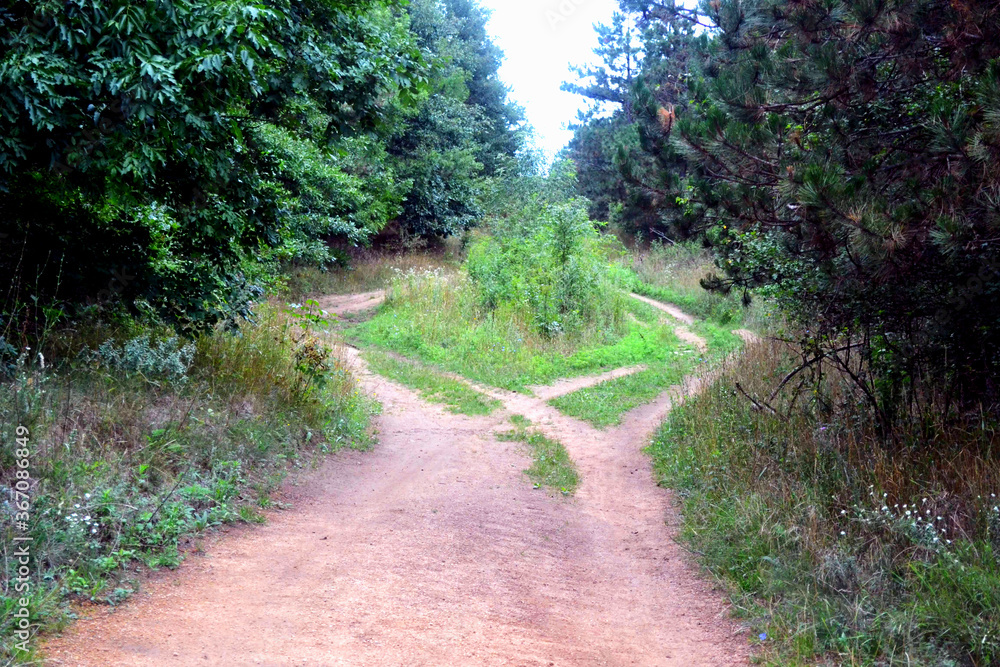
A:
<box><xmin>386</xmin><ymin>0</ymin><xmax>525</xmax><ymax>239</ymax></box>
<box><xmin>0</xmin><ymin>0</ymin><xmax>424</xmax><ymax>328</ymax></box>
<box><xmin>563</xmin><ymin>10</ymin><xmax>696</xmax><ymax>237</ymax></box>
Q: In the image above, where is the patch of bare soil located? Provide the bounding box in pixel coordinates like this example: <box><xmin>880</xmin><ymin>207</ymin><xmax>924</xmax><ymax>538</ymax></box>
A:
<box><xmin>314</xmin><ymin>290</ymin><xmax>386</xmax><ymax>317</ymax></box>
<box><xmin>629</xmin><ymin>294</ymin><xmax>695</xmax><ymax>325</ymax></box>
<box><xmin>43</xmin><ymin>296</ymin><xmax>749</xmax><ymax>667</ymax></box>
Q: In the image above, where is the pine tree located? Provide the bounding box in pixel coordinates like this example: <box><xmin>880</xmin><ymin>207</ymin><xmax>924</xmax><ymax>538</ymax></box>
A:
<box><xmin>641</xmin><ymin>0</ymin><xmax>1000</xmax><ymax>414</ymax></box>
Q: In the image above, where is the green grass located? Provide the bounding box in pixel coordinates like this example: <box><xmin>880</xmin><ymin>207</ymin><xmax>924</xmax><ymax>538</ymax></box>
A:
<box><xmin>363</xmin><ymin>349</ymin><xmax>500</xmax><ymax>416</ymax></box>
<box><xmin>350</xmin><ymin>271</ymin><xmax>690</xmax><ymax>392</ymax></box>
<box><xmin>497</xmin><ymin>425</ymin><xmax>579</xmax><ymax>495</ymax></box>
<box><xmin>0</xmin><ymin>305</ymin><xmax>377</xmax><ymax>664</ymax></box>
<box><xmin>646</xmin><ymin>339</ymin><xmax>1000</xmax><ymax>666</ymax></box>
<box><xmin>548</xmin><ymin>362</ymin><xmax>692</xmax><ymax>428</ymax></box>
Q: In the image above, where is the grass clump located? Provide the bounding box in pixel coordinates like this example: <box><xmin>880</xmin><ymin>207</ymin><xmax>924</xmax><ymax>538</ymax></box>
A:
<box><xmin>0</xmin><ymin>305</ymin><xmax>376</xmax><ymax>663</ymax></box>
<box><xmin>497</xmin><ymin>425</ymin><xmax>579</xmax><ymax>495</ymax></box>
<box><xmin>648</xmin><ymin>339</ymin><xmax>1000</xmax><ymax>666</ymax></box>
<box><xmin>363</xmin><ymin>349</ymin><xmax>500</xmax><ymax>416</ymax></box>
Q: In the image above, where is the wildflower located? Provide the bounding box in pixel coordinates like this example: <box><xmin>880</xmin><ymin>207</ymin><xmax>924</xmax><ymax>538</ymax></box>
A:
<box><xmin>759</xmin><ymin>633</ymin><xmax>767</xmax><ymax>642</ymax></box>
<box><xmin>840</xmin><ymin>531</ymin><xmax>846</xmax><ymax>536</ymax></box>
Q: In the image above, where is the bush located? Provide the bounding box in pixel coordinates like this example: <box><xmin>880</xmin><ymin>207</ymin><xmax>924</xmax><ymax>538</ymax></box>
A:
<box><xmin>466</xmin><ymin>200</ymin><xmax>629</xmax><ymax>336</ymax></box>
<box><xmin>86</xmin><ymin>335</ymin><xmax>195</xmax><ymax>383</ymax></box>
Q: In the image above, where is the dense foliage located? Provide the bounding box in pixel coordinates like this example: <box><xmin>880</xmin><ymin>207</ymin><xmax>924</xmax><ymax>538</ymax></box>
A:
<box><xmin>568</xmin><ymin>0</ymin><xmax>1000</xmax><ymax>416</ymax></box>
<box><xmin>0</xmin><ymin>0</ymin><xmax>524</xmax><ymax>333</ymax></box>
<box><xmin>467</xmin><ymin>198</ymin><xmax>624</xmax><ymax>337</ymax></box>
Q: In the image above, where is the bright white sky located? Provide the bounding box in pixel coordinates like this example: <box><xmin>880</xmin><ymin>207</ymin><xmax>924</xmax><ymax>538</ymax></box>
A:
<box><xmin>480</xmin><ymin>0</ymin><xmax>620</xmax><ymax>161</ymax></box>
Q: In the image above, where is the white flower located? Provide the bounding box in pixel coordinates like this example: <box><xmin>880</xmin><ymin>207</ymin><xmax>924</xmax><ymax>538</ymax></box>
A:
<box><xmin>840</xmin><ymin>531</ymin><xmax>846</xmax><ymax>536</ymax></box>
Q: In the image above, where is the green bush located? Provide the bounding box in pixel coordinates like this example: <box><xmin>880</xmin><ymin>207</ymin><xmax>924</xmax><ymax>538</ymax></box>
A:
<box><xmin>466</xmin><ymin>200</ymin><xmax>628</xmax><ymax>336</ymax></box>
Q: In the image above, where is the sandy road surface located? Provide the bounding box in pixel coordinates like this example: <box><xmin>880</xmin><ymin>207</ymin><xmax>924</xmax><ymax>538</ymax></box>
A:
<box><xmin>43</xmin><ymin>294</ymin><xmax>748</xmax><ymax>667</ymax></box>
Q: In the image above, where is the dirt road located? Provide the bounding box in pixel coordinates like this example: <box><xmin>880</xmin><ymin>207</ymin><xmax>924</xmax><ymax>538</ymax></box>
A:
<box><xmin>43</xmin><ymin>295</ymin><xmax>748</xmax><ymax>666</ymax></box>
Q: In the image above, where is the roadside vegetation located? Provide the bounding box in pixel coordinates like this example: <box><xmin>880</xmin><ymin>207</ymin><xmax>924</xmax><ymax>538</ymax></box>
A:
<box><xmin>650</xmin><ymin>340</ymin><xmax>1000</xmax><ymax>666</ymax></box>
<box><xmin>497</xmin><ymin>417</ymin><xmax>579</xmax><ymax>495</ymax></box>
<box><xmin>362</xmin><ymin>349</ymin><xmax>500</xmax><ymax>416</ymax></box>
<box><xmin>0</xmin><ymin>306</ymin><xmax>375</xmax><ymax>664</ymax></box>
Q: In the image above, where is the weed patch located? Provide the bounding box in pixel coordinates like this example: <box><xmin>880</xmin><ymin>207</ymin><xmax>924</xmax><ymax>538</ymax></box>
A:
<box><xmin>496</xmin><ymin>425</ymin><xmax>579</xmax><ymax>495</ymax></box>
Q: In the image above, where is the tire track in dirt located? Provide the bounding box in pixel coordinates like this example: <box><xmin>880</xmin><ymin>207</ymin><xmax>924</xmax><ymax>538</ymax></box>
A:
<box><xmin>42</xmin><ymin>296</ymin><xmax>749</xmax><ymax>667</ymax></box>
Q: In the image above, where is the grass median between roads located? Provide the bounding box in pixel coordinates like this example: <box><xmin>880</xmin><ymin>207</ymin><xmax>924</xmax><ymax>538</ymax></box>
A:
<box><xmin>351</xmin><ymin>269</ymin><xmax>690</xmax><ymax>393</ymax></box>
<box><xmin>548</xmin><ymin>362</ymin><xmax>691</xmax><ymax>428</ymax></box>
<box><xmin>497</xmin><ymin>418</ymin><xmax>579</xmax><ymax>495</ymax></box>
<box><xmin>363</xmin><ymin>349</ymin><xmax>500</xmax><ymax>416</ymax></box>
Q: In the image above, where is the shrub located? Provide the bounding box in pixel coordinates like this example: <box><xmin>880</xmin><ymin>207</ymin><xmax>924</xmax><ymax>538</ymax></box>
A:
<box><xmin>86</xmin><ymin>335</ymin><xmax>195</xmax><ymax>383</ymax></box>
<box><xmin>466</xmin><ymin>199</ymin><xmax>628</xmax><ymax>336</ymax></box>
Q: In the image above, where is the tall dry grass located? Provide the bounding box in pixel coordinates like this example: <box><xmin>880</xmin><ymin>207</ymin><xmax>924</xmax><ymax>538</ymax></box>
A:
<box><xmin>284</xmin><ymin>242</ymin><xmax>465</xmax><ymax>298</ymax></box>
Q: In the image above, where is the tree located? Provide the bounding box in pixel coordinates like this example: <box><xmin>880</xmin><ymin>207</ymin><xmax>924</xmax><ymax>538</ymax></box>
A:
<box><xmin>642</xmin><ymin>0</ymin><xmax>1000</xmax><ymax>416</ymax></box>
<box><xmin>387</xmin><ymin>0</ymin><xmax>525</xmax><ymax>238</ymax></box>
<box><xmin>563</xmin><ymin>8</ymin><xmax>695</xmax><ymax>237</ymax></box>
<box><xmin>0</xmin><ymin>0</ymin><xmax>424</xmax><ymax>328</ymax></box>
